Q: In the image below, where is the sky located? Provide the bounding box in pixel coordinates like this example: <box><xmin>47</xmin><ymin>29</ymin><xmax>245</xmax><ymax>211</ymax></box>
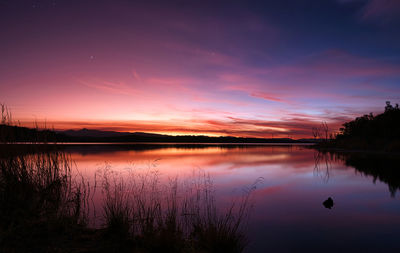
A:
<box><xmin>1</xmin><ymin>0</ymin><xmax>400</xmax><ymax>138</ymax></box>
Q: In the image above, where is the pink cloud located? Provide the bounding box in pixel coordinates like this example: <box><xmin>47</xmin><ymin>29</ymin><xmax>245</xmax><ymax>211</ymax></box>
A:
<box><xmin>25</xmin><ymin>112</ymin><xmax>349</xmax><ymax>139</ymax></box>
<box><xmin>272</xmin><ymin>49</ymin><xmax>400</xmax><ymax>79</ymax></box>
<box><xmin>78</xmin><ymin>79</ymin><xmax>139</xmax><ymax>96</ymax></box>
<box><xmin>250</xmin><ymin>92</ymin><xmax>284</xmax><ymax>102</ymax></box>
<box><xmin>215</xmin><ymin>49</ymin><xmax>400</xmax><ymax>109</ymax></box>
<box><xmin>220</xmin><ymin>76</ymin><xmax>287</xmax><ymax>103</ymax></box>
<box><xmin>361</xmin><ymin>0</ymin><xmax>400</xmax><ymax>22</ymax></box>
<box><xmin>132</xmin><ymin>70</ymin><xmax>142</xmax><ymax>82</ymax></box>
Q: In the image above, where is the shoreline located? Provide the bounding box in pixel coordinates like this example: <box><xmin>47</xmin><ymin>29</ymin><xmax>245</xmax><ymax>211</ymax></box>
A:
<box><xmin>310</xmin><ymin>144</ymin><xmax>400</xmax><ymax>155</ymax></box>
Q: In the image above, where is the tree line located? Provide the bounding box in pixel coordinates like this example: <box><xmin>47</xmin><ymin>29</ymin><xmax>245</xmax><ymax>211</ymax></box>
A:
<box><xmin>316</xmin><ymin>101</ymin><xmax>400</xmax><ymax>151</ymax></box>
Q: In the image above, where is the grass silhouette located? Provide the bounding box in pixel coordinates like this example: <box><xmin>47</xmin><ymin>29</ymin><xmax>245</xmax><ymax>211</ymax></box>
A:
<box><xmin>0</xmin><ymin>146</ymin><xmax>253</xmax><ymax>252</ymax></box>
<box><xmin>96</xmin><ymin>165</ymin><xmax>253</xmax><ymax>252</ymax></box>
<box><xmin>0</xmin><ymin>103</ymin><xmax>254</xmax><ymax>252</ymax></box>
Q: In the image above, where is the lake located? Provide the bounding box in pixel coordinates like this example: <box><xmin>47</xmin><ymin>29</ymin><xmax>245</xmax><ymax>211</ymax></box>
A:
<box><xmin>33</xmin><ymin>144</ymin><xmax>400</xmax><ymax>252</ymax></box>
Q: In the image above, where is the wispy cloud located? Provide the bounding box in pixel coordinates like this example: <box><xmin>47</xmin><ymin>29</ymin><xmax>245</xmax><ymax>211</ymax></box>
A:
<box><xmin>224</xmin><ymin>84</ymin><xmax>285</xmax><ymax>103</ymax></box>
<box><xmin>79</xmin><ymin>79</ymin><xmax>139</xmax><ymax>96</ymax></box>
<box><xmin>249</xmin><ymin>92</ymin><xmax>284</xmax><ymax>102</ymax></box>
<box><xmin>40</xmin><ymin>111</ymin><xmax>354</xmax><ymax>139</ymax></box>
<box><xmin>338</xmin><ymin>0</ymin><xmax>400</xmax><ymax>23</ymax></box>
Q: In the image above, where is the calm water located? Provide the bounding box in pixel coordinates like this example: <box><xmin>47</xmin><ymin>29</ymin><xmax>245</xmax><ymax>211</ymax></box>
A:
<box><xmin>64</xmin><ymin>144</ymin><xmax>400</xmax><ymax>252</ymax></box>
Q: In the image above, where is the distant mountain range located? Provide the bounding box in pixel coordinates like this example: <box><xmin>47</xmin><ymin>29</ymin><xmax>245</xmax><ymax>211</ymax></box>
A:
<box><xmin>1</xmin><ymin>125</ymin><xmax>316</xmax><ymax>143</ymax></box>
<box><xmin>60</xmin><ymin>128</ymin><xmax>171</xmax><ymax>139</ymax></box>
<box><xmin>57</xmin><ymin>128</ymin><xmax>314</xmax><ymax>143</ymax></box>
<box><xmin>60</xmin><ymin>128</ymin><xmax>132</xmax><ymax>138</ymax></box>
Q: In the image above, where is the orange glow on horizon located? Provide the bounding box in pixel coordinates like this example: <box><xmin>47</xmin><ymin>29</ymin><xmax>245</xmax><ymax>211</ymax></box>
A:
<box><xmin>2</xmin><ymin>1</ymin><xmax>398</xmax><ymax>139</ymax></box>
<box><xmin>13</xmin><ymin>116</ymin><xmax>347</xmax><ymax>139</ymax></box>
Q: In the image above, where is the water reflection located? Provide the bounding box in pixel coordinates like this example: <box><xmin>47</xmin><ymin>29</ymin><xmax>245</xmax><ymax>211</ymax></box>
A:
<box><xmin>1</xmin><ymin>144</ymin><xmax>400</xmax><ymax>252</ymax></box>
<box><xmin>316</xmin><ymin>151</ymin><xmax>400</xmax><ymax>197</ymax></box>
<box><xmin>313</xmin><ymin>151</ymin><xmax>332</xmax><ymax>183</ymax></box>
<box><xmin>61</xmin><ymin>144</ymin><xmax>400</xmax><ymax>251</ymax></box>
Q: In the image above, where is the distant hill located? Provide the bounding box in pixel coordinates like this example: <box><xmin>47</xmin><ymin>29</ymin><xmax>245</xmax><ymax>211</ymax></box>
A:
<box><xmin>59</xmin><ymin>128</ymin><xmax>302</xmax><ymax>143</ymax></box>
<box><xmin>59</xmin><ymin>128</ymin><xmax>167</xmax><ymax>139</ymax></box>
<box><xmin>60</xmin><ymin>128</ymin><xmax>130</xmax><ymax>138</ymax></box>
<box><xmin>1</xmin><ymin>125</ymin><xmax>310</xmax><ymax>144</ymax></box>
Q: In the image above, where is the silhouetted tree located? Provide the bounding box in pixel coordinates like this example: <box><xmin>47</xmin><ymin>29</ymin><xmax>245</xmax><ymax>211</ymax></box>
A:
<box><xmin>321</xmin><ymin>121</ymin><xmax>329</xmax><ymax>141</ymax></box>
<box><xmin>312</xmin><ymin>122</ymin><xmax>330</xmax><ymax>141</ymax></box>
<box><xmin>331</xmin><ymin>101</ymin><xmax>400</xmax><ymax>151</ymax></box>
<box><xmin>312</xmin><ymin>127</ymin><xmax>320</xmax><ymax>140</ymax></box>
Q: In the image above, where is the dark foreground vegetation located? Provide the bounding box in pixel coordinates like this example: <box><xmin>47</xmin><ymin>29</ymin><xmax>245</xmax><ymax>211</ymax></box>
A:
<box><xmin>1</xmin><ymin>105</ymin><xmax>253</xmax><ymax>252</ymax></box>
<box><xmin>0</xmin><ymin>144</ymin><xmax>253</xmax><ymax>253</ymax></box>
<box><xmin>316</xmin><ymin>101</ymin><xmax>400</xmax><ymax>152</ymax></box>
<box><xmin>313</xmin><ymin>102</ymin><xmax>400</xmax><ymax>197</ymax></box>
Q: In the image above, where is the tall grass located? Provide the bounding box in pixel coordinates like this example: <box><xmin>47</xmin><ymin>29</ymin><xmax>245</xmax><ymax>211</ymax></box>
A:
<box><xmin>0</xmin><ymin>103</ymin><xmax>255</xmax><ymax>252</ymax></box>
<box><xmin>0</xmin><ymin>150</ymin><xmax>86</xmax><ymax>225</ymax></box>
<box><xmin>0</xmin><ymin>150</ymin><xmax>255</xmax><ymax>252</ymax></box>
<box><xmin>0</xmin><ymin>148</ymin><xmax>89</xmax><ymax>252</ymax></box>
<box><xmin>96</xmin><ymin>165</ymin><xmax>255</xmax><ymax>252</ymax></box>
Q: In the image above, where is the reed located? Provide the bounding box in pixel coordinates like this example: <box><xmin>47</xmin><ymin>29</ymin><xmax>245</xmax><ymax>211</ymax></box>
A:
<box><xmin>0</xmin><ymin>146</ymin><xmax>91</xmax><ymax>252</ymax></box>
<box><xmin>0</xmin><ymin>103</ymin><xmax>255</xmax><ymax>252</ymax></box>
<box><xmin>97</xmin><ymin>166</ymin><xmax>255</xmax><ymax>252</ymax></box>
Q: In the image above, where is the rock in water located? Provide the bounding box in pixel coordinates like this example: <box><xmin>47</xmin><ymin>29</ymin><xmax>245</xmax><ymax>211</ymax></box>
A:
<box><xmin>323</xmin><ymin>197</ymin><xmax>334</xmax><ymax>209</ymax></box>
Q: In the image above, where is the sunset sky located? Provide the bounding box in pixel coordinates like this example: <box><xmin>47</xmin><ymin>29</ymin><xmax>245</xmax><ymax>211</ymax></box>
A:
<box><xmin>1</xmin><ymin>0</ymin><xmax>400</xmax><ymax>138</ymax></box>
